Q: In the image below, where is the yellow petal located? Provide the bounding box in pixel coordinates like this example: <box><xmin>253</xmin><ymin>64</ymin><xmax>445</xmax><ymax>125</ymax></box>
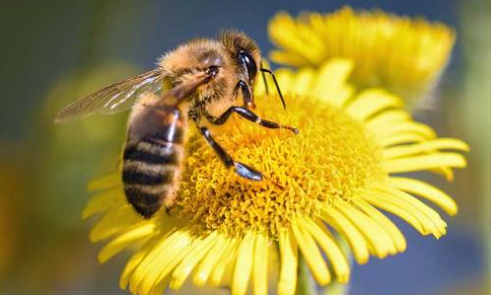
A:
<box><xmin>269</xmin><ymin>11</ymin><xmax>326</xmax><ymax>65</ymax></box>
<box><xmin>374</xmin><ymin>122</ymin><xmax>436</xmax><ymax>142</ymax></box>
<box><xmin>363</xmin><ymin>193</ymin><xmax>426</xmax><ymax>235</ymax></box>
<box><xmin>353</xmin><ymin>198</ymin><xmax>406</xmax><ymax>252</ymax></box>
<box><xmin>147</xmin><ymin>275</ymin><xmax>171</xmax><ymax>295</ymax></box>
<box><xmin>193</xmin><ymin>234</ymin><xmax>231</xmax><ymax>286</ymax></box>
<box><xmin>87</xmin><ymin>173</ymin><xmax>120</xmax><ymax>192</ymax></box>
<box><xmin>170</xmin><ymin>232</ymin><xmax>218</xmax><ymax>290</ymax></box>
<box><xmin>292</xmin><ymin>219</ymin><xmax>331</xmax><ymax>286</ymax></box>
<box><xmin>384</xmin><ymin>152</ymin><xmax>467</xmax><ymax>173</ymax></box>
<box><xmin>431</xmin><ymin>167</ymin><xmax>455</xmax><ymax>182</ymax></box>
<box><xmin>98</xmin><ymin>222</ymin><xmax>156</xmax><ymax>263</ymax></box>
<box><xmin>119</xmin><ymin>237</ymin><xmax>160</xmax><ymax>290</ymax></box>
<box><xmin>89</xmin><ymin>205</ymin><xmax>140</xmax><ymax>242</ymax></box>
<box><xmin>346</xmin><ymin>89</ymin><xmax>402</xmax><ymax>121</ymax></box>
<box><xmin>278</xmin><ymin>230</ymin><xmax>298</xmax><ymax>295</ymax></box>
<box><xmin>129</xmin><ymin>228</ymin><xmax>193</xmax><ymax>294</ymax></box>
<box><xmin>313</xmin><ymin>59</ymin><xmax>354</xmax><ymax>106</ymax></box>
<box><xmin>304</xmin><ymin>219</ymin><xmax>351</xmax><ymax>283</ymax></box>
<box><xmin>210</xmin><ymin>238</ymin><xmax>240</xmax><ymax>287</ymax></box>
<box><xmin>365</xmin><ymin>110</ymin><xmax>410</xmax><ymax>130</ymax></box>
<box><xmin>149</xmin><ymin>236</ymin><xmax>202</xmax><ymax>295</ymax></box>
<box><xmin>378</xmin><ymin>186</ymin><xmax>447</xmax><ymax>238</ymax></box>
<box><xmin>320</xmin><ymin>206</ymin><xmax>370</xmax><ymax>264</ymax></box>
<box><xmin>232</xmin><ymin>232</ymin><xmax>255</xmax><ymax>295</ymax></box>
<box><xmin>379</xmin><ymin>133</ymin><xmax>427</xmax><ymax>147</ymax></box>
<box><xmin>374</xmin><ymin>188</ymin><xmax>436</xmax><ymax>233</ymax></box>
<box><xmin>316</xmin><ymin>59</ymin><xmax>353</xmax><ymax>89</ymax></box>
<box><xmin>270</xmin><ymin>50</ymin><xmax>311</xmax><ymax>68</ymax></box>
<box><xmin>273</xmin><ymin>68</ymin><xmax>296</xmax><ymax>94</ymax></box>
<box><xmin>293</xmin><ymin>68</ymin><xmax>316</xmax><ymax>95</ymax></box>
<box><xmin>252</xmin><ymin>232</ymin><xmax>269</xmax><ymax>295</ymax></box>
<box><xmin>383</xmin><ymin>138</ymin><xmax>470</xmax><ymax>159</ymax></box>
<box><xmin>389</xmin><ymin>177</ymin><xmax>458</xmax><ymax>215</ymax></box>
<box><xmin>334</xmin><ymin>202</ymin><xmax>396</xmax><ymax>258</ymax></box>
<box><xmin>82</xmin><ymin>188</ymin><xmax>123</xmax><ymax>219</ymax></box>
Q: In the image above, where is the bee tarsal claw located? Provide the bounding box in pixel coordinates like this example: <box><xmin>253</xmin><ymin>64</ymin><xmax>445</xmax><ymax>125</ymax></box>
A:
<box><xmin>234</xmin><ymin>162</ymin><xmax>263</xmax><ymax>181</ymax></box>
<box><xmin>283</xmin><ymin>125</ymin><xmax>299</xmax><ymax>134</ymax></box>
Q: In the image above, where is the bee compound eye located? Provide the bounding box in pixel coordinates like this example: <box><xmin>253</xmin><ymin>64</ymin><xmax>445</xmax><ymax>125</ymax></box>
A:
<box><xmin>239</xmin><ymin>50</ymin><xmax>257</xmax><ymax>81</ymax></box>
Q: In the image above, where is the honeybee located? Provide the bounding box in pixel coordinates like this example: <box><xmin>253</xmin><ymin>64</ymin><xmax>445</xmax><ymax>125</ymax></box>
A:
<box><xmin>56</xmin><ymin>30</ymin><xmax>298</xmax><ymax>219</ymax></box>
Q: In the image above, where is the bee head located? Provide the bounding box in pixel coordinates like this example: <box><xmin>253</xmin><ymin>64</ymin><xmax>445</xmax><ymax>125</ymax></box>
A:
<box><xmin>219</xmin><ymin>30</ymin><xmax>261</xmax><ymax>85</ymax></box>
<box><xmin>159</xmin><ymin>38</ymin><xmax>233</xmax><ymax>88</ymax></box>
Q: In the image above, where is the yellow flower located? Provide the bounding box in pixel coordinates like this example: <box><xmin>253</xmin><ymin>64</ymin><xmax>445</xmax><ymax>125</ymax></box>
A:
<box><xmin>83</xmin><ymin>59</ymin><xmax>468</xmax><ymax>295</ymax></box>
<box><xmin>268</xmin><ymin>7</ymin><xmax>456</xmax><ymax>103</ymax></box>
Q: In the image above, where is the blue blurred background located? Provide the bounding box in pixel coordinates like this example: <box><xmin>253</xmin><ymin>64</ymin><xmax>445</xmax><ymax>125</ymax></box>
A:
<box><xmin>0</xmin><ymin>1</ymin><xmax>488</xmax><ymax>294</ymax></box>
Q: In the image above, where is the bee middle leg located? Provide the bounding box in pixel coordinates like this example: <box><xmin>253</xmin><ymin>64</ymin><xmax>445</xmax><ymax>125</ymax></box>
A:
<box><xmin>199</xmin><ymin>126</ymin><xmax>263</xmax><ymax>181</ymax></box>
<box><xmin>211</xmin><ymin>106</ymin><xmax>299</xmax><ymax>134</ymax></box>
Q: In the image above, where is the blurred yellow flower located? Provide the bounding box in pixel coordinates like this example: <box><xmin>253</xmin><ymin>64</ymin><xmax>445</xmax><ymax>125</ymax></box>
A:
<box><xmin>268</xmin><ymin>7</ymin><xmax>456</xmax><ymax>103</ymax></box>
<box><xmin>83</xmin><ymin>59</ymin><xmax>468</xmax><ymax>295</ymax></box>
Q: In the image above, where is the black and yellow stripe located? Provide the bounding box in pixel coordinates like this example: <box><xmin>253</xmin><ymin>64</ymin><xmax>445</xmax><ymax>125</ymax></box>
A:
<box><xmin>122</xmin><ymin>107</ymin><xmax>187</xmax><ymax>219</ymax></box>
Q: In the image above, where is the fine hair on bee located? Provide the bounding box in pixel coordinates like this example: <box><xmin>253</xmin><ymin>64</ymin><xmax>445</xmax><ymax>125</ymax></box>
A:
<box><xmin>55</xmin><ymin>29</ymin><xmax>298</xmax><ymax>219</ymax></box>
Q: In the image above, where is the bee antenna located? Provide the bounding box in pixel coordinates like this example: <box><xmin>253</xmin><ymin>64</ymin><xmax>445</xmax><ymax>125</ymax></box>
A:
<box><xmin>260</xmin><ymin>62</ymin><xmax>270</xmax><ymax>96</ymax></box>
<box><xmin>260</xmin><ymin>68</ymin><xmax>286</xmax><ymax>110</ymax></box>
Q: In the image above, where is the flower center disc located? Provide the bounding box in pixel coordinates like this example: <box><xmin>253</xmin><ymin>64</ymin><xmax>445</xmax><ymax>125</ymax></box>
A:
<box><xmin>176</xmin><ymin>95</ymin><xmax>386</xmax><ymax>238</ymax></box>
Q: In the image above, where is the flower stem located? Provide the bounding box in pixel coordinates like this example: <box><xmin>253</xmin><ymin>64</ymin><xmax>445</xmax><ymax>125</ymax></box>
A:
<box><xmin>297</xmin><ymin>255</ymin><xmax>316</xmax><ymax>295</ymax></box>
<box><xmin>321</xmin><ymin>282</ymin><xmax>349</xmax><ymax>295</ymax></box>
<box><xmin>297</xmin><ymin>234</ymin><xmax>352</xmax><ymax>295</ymax></box>
<box><xmin>321</xmin><ymin>235</ymin><xmax>352</xmax><ymax>295</ymax></box>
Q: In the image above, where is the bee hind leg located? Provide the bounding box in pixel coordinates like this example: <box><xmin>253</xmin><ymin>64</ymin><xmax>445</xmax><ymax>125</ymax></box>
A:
<box><xmin>199</xmin><ymin>126</ymin><xmax>262</xmax><ymax>181</ymax></box>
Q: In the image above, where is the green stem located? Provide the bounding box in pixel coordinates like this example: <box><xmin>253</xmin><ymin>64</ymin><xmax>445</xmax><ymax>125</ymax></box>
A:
<box><xmin>297</xmin><ymin>255</ymin><xmax>317</xmax><ymax>295</ymax></box>
<box><xmin>321</xmin><ymin>281</ymin><xmax>349</xmax><ymax>295</ymax></box>
<box><xmin>297</xmin><ymin>251</ymin><xmax>352</xmax><ymax>295</ymax></box>
<box><xmin>321</xmin><ymin>235</ymin><xmax>352</xmax><ymax>295</ymax></box>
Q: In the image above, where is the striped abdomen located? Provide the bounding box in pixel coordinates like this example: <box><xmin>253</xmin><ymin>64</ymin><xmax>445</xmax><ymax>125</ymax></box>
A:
<box><xmin>123</xmin><ymin>106</ymin><xmax>187</xmax><ymax>218</ymax></box>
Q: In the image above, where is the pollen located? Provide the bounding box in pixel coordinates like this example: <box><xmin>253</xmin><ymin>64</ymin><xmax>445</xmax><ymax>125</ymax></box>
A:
<box><xmin>176</xmin><ymin>94</ymin><xmax>386</xmax><ymax>238</ymax></box>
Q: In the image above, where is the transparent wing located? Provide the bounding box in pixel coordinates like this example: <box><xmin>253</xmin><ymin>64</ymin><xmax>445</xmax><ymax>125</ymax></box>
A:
<box><xmin>128</xmin><ymin>72</ymin><xmax>212</xmax><ymax>143</ymax></box>
<box><xmin>55</xmin><ymin>69</ymin><xmax>164</xmax><ymax>123</ymax></box>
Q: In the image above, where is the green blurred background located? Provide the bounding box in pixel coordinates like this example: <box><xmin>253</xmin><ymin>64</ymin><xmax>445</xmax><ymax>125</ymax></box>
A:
<box><xmin>0</xmin><ymin>0</ymin><xmax>489</xmax><ymax>294</ymax></box>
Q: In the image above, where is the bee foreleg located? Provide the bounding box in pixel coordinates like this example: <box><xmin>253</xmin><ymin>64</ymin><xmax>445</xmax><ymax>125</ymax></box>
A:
<box><xmin>235</xmin><ymin>80</ymin><xmax>255</xmax><ymax>109</ymax></box>
<box><xmin>199</xmin><ymin>126</ymin><xmax>262</xmax><ymax>181</ymax></box>
<box><xmin>211</xmin><ymin>107</ymin><xmax>299</xmax><ymax>134</ymax></box>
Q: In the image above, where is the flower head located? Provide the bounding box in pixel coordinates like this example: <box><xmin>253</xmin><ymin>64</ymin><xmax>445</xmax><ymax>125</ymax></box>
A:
<box><xmin>84</xmin><ymin>59</ymin><xmax>467</xmax><ymax>295</ymax></box>
<box><xmin>268</xmin><ymin>7</ymin><xmax>456</xmax><ymax>102</ymax></box>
